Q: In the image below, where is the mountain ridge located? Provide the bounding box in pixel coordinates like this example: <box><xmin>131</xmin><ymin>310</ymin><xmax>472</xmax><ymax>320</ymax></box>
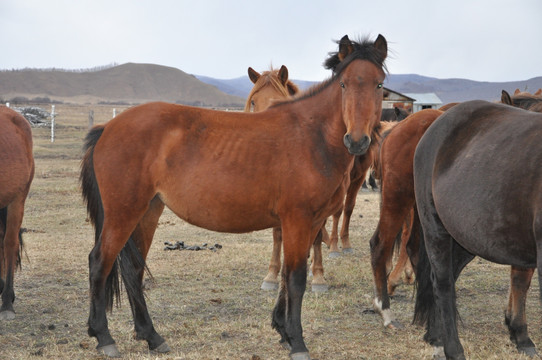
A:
<box><xmin>1</xmin><ymin>63</ymin><xmax>540</xmax><ymax>106</ymax></box>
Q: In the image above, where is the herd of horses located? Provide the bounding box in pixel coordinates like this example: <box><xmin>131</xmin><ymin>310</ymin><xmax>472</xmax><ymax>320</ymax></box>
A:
<box><xmin>1</xmin><ymin>33</ymin><xmax>542</xmax><ymax>360</ymax></box>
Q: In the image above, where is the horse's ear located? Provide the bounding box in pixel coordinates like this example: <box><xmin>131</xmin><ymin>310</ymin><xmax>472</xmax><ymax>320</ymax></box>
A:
<box><xmin>501</xmin><ymin>90</ymin><xmax>512</xmax><ymax>105</ymax></box>
<box><xmin>374</xmin><ymin>34</ymin><xmax>388</xmax><ymax>61</ymax></box>
<box><xmin>514</xmin><ymin>88</ymin><xmax>521</xmax><ymax>95</ymax></box>
<box><xmin>338</xmin><ymin>35</ymin><xmax>354</xmax><ymax>61</ymax></box>
<box><xmin>534</xmin><ymin>88</ymin><xmax>542</xmax><ymax>96</ymax></box>
<box><xmin>248</xmin><ymin>67</ymin><xmax>260</xmax><ymax>84</ymax></box>
<box><xmin>278</xmin><ymin>65</ymin><xmax>289</xmax><ymax>86</ymax></box>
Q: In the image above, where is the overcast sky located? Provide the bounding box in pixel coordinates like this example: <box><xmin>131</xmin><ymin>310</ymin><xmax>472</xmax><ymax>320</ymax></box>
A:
<box><xmin>1</xmin><ymin>0</ymin><xmax>540</xmax><ymax>83</ymax></box>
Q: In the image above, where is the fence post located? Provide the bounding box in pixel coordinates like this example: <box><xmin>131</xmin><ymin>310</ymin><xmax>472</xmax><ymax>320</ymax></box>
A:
<box><xmin>113</xmin><ymin>108</ymin><xmax>116</xmax><ymax>118</ymax></box>
<box><xmin>88</xmin><ymin>110</ymin><xmax>94</xmax><ymax>129</ymax></box>
<box><xmin>50</xmin><ymin>105</ymin><xmax>55</xmax><ymax>143</ymax></box>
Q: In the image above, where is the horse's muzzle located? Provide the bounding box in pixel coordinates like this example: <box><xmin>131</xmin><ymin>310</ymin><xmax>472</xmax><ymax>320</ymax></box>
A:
<box><xmin>343</xmin><ymin>133</ymin><xmax>371</xmax><ymax>155</ymax></box>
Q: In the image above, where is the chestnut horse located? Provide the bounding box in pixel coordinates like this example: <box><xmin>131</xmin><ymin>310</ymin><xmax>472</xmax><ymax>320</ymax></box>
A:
<box><xmin>369</xmin><ymin>109</ymin><xmax>444</xmax><ymax>328</ymax></box>
<box><xmin>244</xmin><ymin>65</ymin><xmax>329</xmax><ymax>292</ymax></box>
<box><xmin>80</xmin><ymin>34</ymin><xmax>388</xmax><ymax>359</ymax></box>
<box><xmin>0</xmin><ymin>106</ymin><xmax>35</xmax><ymax>320</ymax></box>
<box><xmin>245</xmin><ymin>65</ymin><xmax>299</xmax><ymax>112</ymax></box>
<box><xmin>413</xmin><ymin>101</ymin><xmax>542</xmax><ymax>359</ymax></box>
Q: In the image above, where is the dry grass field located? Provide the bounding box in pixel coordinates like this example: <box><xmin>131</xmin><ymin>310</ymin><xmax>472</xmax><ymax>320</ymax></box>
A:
<box><xmin>1</xmin><ymin>103</ymin><xmax>541</xmax><ymax>359</ymax></box>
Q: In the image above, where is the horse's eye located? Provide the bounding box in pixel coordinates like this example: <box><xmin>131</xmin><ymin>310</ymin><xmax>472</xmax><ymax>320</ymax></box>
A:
<box><xmin>377</xmin><ymin>83</ymin><xmax>383</xmax><ymax>89</ymax></box>
<box><xmin>340</xmin><ymin>82</ymin><xmax>345</xmax><ymax>88</ymax></box>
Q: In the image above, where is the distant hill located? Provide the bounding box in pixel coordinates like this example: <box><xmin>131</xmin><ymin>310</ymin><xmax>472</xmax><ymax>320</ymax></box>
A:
<box><xmin>0</xmin><ymin>63</ymin><xmax>245</xmax><ymax>107</ymax></box>
<box><xmin>1</xmin><ymin>63</ymin><xmax>540</xmax><ymax>107</ymax></box>
<box><xmin>197</xmin><ymin>73</ymin><xmax>542</xmax><ymax>104</ymax></box>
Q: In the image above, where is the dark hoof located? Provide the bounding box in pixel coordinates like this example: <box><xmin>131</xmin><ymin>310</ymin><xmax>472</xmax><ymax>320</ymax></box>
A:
<box><xmin>152</xmin><ymin>341</ymin><xmax>171</xmax><ymax>353</ymax></box>
<box><xmin>518</xmin><ymin>346</ymin><xmax>538</xmax><ymax>357</ymax></box>
<box><xmin>291</xmin><ymin>352</ymin><xmax>311</xmax><ymax>360</ymax></box>
<box><xmin>328</xmin><ymin>251</ymin><xmax>341</xmax><ymax>259</ymax></box>
<box><xmin>261</xmin><ymin>281</ymin><xmax>279</xmax><ymax>291</ymax></box>
<box><xmin>0</xmin><ymin>310</ymin><xmax>15</xmax><ymax>321</ymax></box>
<box><xmin>311</xmin><ymin>283</ymin><xmax>329</xmax><ymax>293</ymax></box>
<box><xmin>97</xmin><ymin>344</ymin><xmax>121</xmax><ymax>358</ymax></box>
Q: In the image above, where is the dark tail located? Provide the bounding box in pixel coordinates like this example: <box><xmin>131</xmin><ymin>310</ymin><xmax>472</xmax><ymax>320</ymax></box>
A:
<box><xmin>80</xmin><ymin>126</ymin><xmax>149</xmax><ymax>311</ymax></box>
<box><xmin>412</xmin><ymin>218</ymin><xmax>433</xmax><ymax>327</ymax></box>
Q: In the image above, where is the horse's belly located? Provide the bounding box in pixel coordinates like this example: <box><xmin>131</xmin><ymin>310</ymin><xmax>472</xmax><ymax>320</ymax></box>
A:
<box><xmin>160</xmin><ymin>191</ymin><xmax>279</xmax><ymax>233</ymax></box>
<box><xmin>435</xmin><ymin>199</ymin><xmax>538</xmax><ymax>267</ymax></box>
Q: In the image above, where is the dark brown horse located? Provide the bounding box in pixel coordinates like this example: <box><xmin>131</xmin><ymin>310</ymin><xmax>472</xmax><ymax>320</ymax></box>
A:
<box><xmin>81</xmin><ymin>34</ymin><xmax>388</xmax><ymax>359</ymax></box>
<box><xmin>0</xmin><ymin>106</ymin><xmax>35</xmax><ymax>320</ymax></box>
<box><xmin>413</xmin><ymin>101</ymin><xmax>542</xmax><ymax>359</ymax></box>
<box><xmin>244</xmin><ymin>65</ymin><xmax>328</xmax><ymax>292</ymax></box>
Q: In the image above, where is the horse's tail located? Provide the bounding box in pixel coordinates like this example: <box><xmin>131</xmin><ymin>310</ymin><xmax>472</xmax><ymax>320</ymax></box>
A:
<box><xmin>81</xmin><ymin>125</ymin><xmax>119</xmax><ymax>310</ymax></box>
<box><xmin>80</xmin><ymin>125</ymin><xmax>149</xmax><ymax>311</ymax></box>
<box><xmin>412</xmin><ymin>209</ymin><xmax>433</xmax><ymax>328</ymax></box>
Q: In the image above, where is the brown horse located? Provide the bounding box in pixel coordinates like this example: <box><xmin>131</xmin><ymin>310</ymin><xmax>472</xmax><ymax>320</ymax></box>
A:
<box><xmin>80</xmin><ymin>34</ymin><xmax>388</xmax><ymax>359</ymax></box>
<box><xmin>369</xmin><ymin>109</ymin><xmax>444</xmax><ymax>328</ymax></box>
<box><xmin>0</xmin><ymin>106</ymin><xmax>35</xmax><ymax>320</ymax></box>
<box><xmin>245</xmin><ymin>65</ymin><xmax>299</xmax><ymax>112</ymax></box>
<box><xmin>413</xmin><ymin>100</ymin><xmax>542</xmax><ymax>359</ymax></box>
<box><xmin>244</xmin><ymin>65</ymin><xmax>328</xmax><ymax>292</ymax></box>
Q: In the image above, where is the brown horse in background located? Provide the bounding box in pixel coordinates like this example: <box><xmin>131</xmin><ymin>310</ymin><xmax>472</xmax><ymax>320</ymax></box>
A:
<box><xmin>81</xmin><ymin>34</ymin><xmax>388</xmax><ymax>359</ymax></box>
<box><xmin>245</xmin><ymin>65</ymin><xmax>299</xmax><ymax>112</ymax></box>
<box><xmin>369</xmin><ymin>109</ymin><xmax>444</xmax><ymax>328</ymax></box>
<box><xmin>0</xmin><ymin>106</ymin><xmax>35</xmax><ymax>321</ymax></box>
<box><xmin>244</xmin><ymin>65</ymin><xmax>328</xmax><ymax>292</ymax></box>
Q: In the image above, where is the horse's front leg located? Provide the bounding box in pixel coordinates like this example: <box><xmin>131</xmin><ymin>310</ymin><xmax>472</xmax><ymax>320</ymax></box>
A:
<box><xmin>272</xmin><ymin>217</ymin><xmax>316</xmax><ymax>360</ymax></box>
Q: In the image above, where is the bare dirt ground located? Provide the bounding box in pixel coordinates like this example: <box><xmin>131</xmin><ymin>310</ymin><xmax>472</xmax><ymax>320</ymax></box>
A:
<box><xmin>0</xmin><ymin>104</ymin><xmax>540</xmax><ymax>359</ymax></box>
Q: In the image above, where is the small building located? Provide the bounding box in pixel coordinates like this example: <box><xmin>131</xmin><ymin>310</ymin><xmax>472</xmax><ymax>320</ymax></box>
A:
<box><xmin>382</xmin><ymin>87</ymin><xmax>415</xmax><ymax>113</ymax></box>
<box><xmin>404</xmin><ymin>93</ymin><xmax>443</xmax><ymax>112</ymax></box>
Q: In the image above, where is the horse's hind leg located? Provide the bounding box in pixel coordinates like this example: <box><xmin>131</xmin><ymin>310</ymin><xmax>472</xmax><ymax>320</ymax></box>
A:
<box><xmin>310</xmin><ymin>230</ymin><xmax>328</xmax><ymax>293</ymax></box>
<box><xmin>505</xmin><ymin>266</ymin><xmax>536</xmax><ymax>356</ymax></box>
<box><xmin>388</xmin><ymin>211</ymin><xmax>415</xmax><ymax>295</ymax></box>
<box><xmin>0</xmin><ymin>198</ymin><xmax>26</xmax><ymax>321</ymax></box>
<box><xmin>88</xmin><ymin>198</ymin><xmax>159</xmax><ymax>356</ymax></box>
<box><xmin>262</xmin><ymin>227</ymin><xmax>282</xmax><ymax>291</ymax></box>
<box><xmin>124</xmin><ymin>196</ymin><xmax>169</xmax><ymax>353</ymax></box>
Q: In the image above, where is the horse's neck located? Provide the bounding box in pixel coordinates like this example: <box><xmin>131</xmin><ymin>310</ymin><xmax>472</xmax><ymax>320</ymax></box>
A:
<box><xmin>286</xmin><ymin>82</ymin><xmax>353</xmax><ymax>168</ymax></box>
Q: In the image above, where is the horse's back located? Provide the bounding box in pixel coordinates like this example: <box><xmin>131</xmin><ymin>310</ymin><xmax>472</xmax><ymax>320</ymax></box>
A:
<box><xmin>415</xmin><ymin>101</ymin><xmax>542</xmax><ymax>266</ymax></box>
<box><xmin>0</xmin><ymin>107</ymin><xmax>34</xmax><ymax>207</ymax></box>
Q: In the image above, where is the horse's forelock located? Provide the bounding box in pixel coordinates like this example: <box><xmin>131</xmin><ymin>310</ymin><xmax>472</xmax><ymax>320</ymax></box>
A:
<box><xmin>324</xmin><ymin>36</ymin><xmax>388</xmax><ymax>75</ymax></box>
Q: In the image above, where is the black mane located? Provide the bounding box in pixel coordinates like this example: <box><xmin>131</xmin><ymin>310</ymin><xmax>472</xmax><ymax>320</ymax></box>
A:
<box><xmin>324</xmin><ymin>36</ymin><xmax>388</xmax><ymax>75</ymax></box>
